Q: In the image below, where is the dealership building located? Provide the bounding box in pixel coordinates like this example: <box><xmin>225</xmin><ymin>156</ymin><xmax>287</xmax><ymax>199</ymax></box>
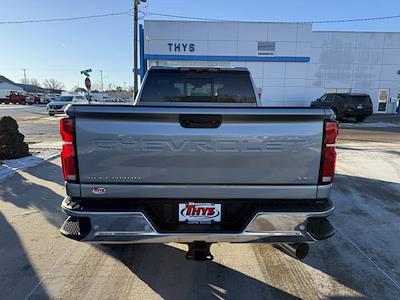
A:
<box><xmin>139</xmin><ymin>20</ymin><xmax>400</xmax><ymax>113</ymax></box>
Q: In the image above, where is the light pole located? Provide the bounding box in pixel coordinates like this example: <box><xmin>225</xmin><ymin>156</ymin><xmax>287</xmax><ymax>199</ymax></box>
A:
<box><xmin>99</xmin><ymin>70</ymin><xmax>104</xmax><ymax>92</ymax></box>
<box><xmin>22</xmin><ymin>68</ymin><xmax>27</xmax><ymax>92</ymax></box>
<box><xmin>133</xmin><ymin>0</ymin><xmax>146</xmax><ymax>99</ymax></box>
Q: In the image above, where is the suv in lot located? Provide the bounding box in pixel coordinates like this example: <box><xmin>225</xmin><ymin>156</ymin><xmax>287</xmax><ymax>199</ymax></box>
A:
<box><xmin>311</xmin><ymin>93</ymin><xmax>373</xmax><ymax>122</ymax></box>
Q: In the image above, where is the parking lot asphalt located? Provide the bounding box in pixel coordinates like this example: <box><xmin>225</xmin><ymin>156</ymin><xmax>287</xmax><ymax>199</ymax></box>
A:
<box><xmin>1</xmin><ymin>105</ymin><xmax>400</xmax><ymax>299</ymax></box>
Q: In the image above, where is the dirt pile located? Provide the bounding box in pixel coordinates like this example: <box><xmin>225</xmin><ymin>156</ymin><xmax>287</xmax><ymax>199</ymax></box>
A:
<box><xmin>0</xmin><ymin>116</ymin><xmax>30</xmax><ymax>160</ymax></box>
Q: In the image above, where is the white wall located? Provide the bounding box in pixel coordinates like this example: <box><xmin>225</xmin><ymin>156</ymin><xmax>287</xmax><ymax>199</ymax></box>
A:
<box><xmin>309</xmin><ymin>31</ymin><xmax>400</xmax><ymax>112</ymax></box>
<box><xmin>144</xmin><ymin>21</ymin><xmax>400</xmax><ymax>111</ymax></box>
<box><xmin>145</xmin><ymin>20</ymin><xmax>312</xmax><ymax>107</ymax></box>
<box><xmin>0</xmin><ymin>82</ymin><xmax>24</xmax><ymax>98</ymax></box>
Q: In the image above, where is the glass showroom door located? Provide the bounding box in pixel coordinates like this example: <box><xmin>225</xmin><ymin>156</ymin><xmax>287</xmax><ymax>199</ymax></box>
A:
<box><xmin>378</xmin><ymin>89</ymin><xmax>389</xmax><ymax>112</ymax></box>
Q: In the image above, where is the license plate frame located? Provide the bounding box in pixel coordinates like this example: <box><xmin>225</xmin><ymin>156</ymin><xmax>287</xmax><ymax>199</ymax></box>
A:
<box><xmin>178</xmin><ymin>202</ymin><xmax>221</xmax><ymax>224</ymax></box>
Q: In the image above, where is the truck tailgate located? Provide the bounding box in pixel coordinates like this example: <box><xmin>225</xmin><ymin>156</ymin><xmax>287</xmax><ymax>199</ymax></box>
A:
<box><xmin>71</xmin><ymin>106</ymin><xmax>327</xmax><ymax>187</ymax></box>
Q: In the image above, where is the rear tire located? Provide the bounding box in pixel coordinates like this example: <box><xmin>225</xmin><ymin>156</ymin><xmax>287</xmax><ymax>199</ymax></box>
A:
<box><xmin>332</xmin><ymin>109</ymin><xmax>343</xmax><ymax>121</ymax></box>
<box><xmin>356</xmin><ymin>116</ymin><xmax>366</xmax><ymax>122</ymax></box>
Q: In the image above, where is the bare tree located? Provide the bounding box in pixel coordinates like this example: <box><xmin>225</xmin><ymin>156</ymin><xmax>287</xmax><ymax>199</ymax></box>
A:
<box><xmin>106</xmin><ymin>83</ymin><xmax>116</xmax><ymax>92</ymax></box>
<box><xmin>92</xmin><ymin>83</ymin><xmax>102</xmax><ymax>91</ymax></box>
<box><xmin>73</xmin><ymin>86</ymin><xmax>87</xmax><ymax>93</ymax></box>
<box><xmin>43</xmin><ymin>78</ymin><xmax>65</xmax><ymax>90</ymax></box>
<box><xmin>30</xmin><ymin>78</ymin><xmax>41</xmax><ymax>87</ymax></box>
<box><xmin>20</xmin><ymin>78</ymin><xmax>41</xmax><ymax>87</ymax></box>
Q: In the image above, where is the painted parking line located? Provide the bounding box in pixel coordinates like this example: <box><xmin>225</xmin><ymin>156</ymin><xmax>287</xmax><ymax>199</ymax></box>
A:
<box><xmin>0</xmin><ymin>105</ymin><xmax>29</xmax><ymax>109</ymax></box>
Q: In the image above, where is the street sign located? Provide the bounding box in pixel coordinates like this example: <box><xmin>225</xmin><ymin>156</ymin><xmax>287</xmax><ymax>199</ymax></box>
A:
<box><xmin>85</xmin><ymin>77</ymin><xmax>91</xmax><ymax>90</ymax></box>
<box><xmin>80</xmin><ymin>69</ymin><xmax>92</xmax><ymax>76</ymax></box>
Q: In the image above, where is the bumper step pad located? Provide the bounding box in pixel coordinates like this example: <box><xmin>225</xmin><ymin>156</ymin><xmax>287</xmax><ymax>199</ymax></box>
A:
<box><xmin>60</xmin><ymin>216</ymin><xmax>91</xmax><ymax>241</ymax></box>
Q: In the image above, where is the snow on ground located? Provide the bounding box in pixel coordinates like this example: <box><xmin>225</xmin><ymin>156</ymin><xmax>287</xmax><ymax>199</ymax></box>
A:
<box><xmin>0</xmin><ymin>147</ymin><xmax>60</xmax><ymax>182</ymax></box>
<box><xmin>336</xmin><ymin>146</ymin><xmax>400</xmax><ymax>184</ymax></box>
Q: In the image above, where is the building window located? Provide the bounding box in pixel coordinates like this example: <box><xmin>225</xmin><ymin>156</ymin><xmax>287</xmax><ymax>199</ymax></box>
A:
<box><xmin>325</xmin><ymin>88</ymin><xmax>351</xmax><ymax>94</ymax></box>
<box><xmin>258</xmin><ymin>41</ymin><xmax>275</xmax><ymax>56</ymax></box>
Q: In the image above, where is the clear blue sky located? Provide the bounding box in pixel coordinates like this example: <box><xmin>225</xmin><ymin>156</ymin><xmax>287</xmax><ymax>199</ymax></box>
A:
<box><xmin>1</xmin><ymin>0</ymin><xmax>399</xmax><ymax>90</ymax></box>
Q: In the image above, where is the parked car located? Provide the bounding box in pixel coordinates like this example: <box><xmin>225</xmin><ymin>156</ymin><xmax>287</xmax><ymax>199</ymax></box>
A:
<box><xmin>36</xmin><ymin>93</ymin><xmax>46</xmax><ymax>104</ymax></box>
<box><xmin>26</xmin><ymin>93</ymin><xmax>42</xmax><ymax>105</ymax></box>
<box><xmin>24</xmin><ymin>95</ymin><xmax>36</xmax><ymax>105</ymax></box>
<box><xmin>46</xmin><ymin>94</ymin><xmax>87</xmax><ymax>116</ymax></box>
<box><xmin>88</xmin><ymin>93</ymin><xmax>113</xmax><ymax>102</ymax></box>
<box><xmin>59</xmin><ymin>67</ymin><xmax>338</xmax><ymax>261</ymax></box>
<box><xmin>311</xmin><ymin>93</ymin><xmax>373</xmax><ymax>122</ymax></box>
<box><xmin>43</xmin><ymin>94</ymin><xmax>59</xmax><ymax>104</ymax></box>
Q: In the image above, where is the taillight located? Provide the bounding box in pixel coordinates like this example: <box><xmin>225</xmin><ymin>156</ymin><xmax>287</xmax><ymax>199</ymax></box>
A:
<box><xmin>320</xmin><ymin>120</ymin><xmax>338</xmax><ymax>184</ymax></box>
<box><xmin>60</xmin><ymin>118</ymin><xmax>78</xmax><ymax>181</ymax></box>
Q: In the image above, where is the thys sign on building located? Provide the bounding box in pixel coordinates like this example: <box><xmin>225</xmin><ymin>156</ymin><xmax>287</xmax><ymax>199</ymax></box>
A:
<box><xmin>168</xmin><ymin>43</ymin><xmax>195</xmax><ymax>53</ymax></box>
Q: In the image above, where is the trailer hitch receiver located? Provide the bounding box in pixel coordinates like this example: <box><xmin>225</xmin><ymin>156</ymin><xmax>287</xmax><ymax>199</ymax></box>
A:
<box><xmin>186</xmin><ymin>241</ymin><xmax>214</xmax><ymax>261</ymax></box>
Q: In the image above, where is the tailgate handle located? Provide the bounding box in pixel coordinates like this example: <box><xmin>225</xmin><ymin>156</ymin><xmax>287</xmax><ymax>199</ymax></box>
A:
<box><xmin>179</xmin><ymin>114</ymin><xmax>222</xmax><ymax>128</ymax></box>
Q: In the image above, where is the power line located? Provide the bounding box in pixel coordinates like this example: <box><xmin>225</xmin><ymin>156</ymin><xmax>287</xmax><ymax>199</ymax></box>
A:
<box><xmin>313</xmin><ymin>14</ymin><xmax>400</xmax><ymax>24</ymax></box>
<box><xmin>140</xmin><ymin>11</ymin><xmax>228</xmax><ymax>22</ymax></box>
<box><xmin>141</xmin><ymin>10</ymin><xmax>400</xmax><ymax>24</ymax></box>
<box><xmin>0</xmin><ymin>9</ymin><xmax>399</xmax><ymax>25</ymax></box>
<box><xmin>0</xmin><ymin>11</ymin><xmax>131</xmax><ymax>25</ymax></box>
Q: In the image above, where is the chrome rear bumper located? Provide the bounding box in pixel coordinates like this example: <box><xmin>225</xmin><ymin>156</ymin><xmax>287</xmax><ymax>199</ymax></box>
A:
<box><xmin>61</xmin><ymin>198</ymin><xmax>335</xmax><ymax>244</ymax></box>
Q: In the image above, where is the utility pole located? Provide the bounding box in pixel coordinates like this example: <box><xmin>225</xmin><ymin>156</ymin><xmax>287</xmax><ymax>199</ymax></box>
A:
<box><xmin>133</xmin><ymin>0</ymin><xmax>146</xmax><ymax>99</ymax></box>
<box><xmin>133</xmin><ymin>0</ymin><xmax>139</xmax><ymax>99</ymax></box>
<box><xmin>22</xmin><ymin>68</ymin><xmax>27</xmax><ymax>92</ymax></box>
<box><xmin>99</xmin><ymin>70</ymin><xmax>104</xmax><ymax>92</ymax></box>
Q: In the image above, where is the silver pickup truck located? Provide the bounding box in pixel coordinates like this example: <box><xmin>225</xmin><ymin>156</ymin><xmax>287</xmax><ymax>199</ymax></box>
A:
<box><xmin>60</xmin><ymin>67</ymin><xmax>338</xmax><ymax>260</ymax></box>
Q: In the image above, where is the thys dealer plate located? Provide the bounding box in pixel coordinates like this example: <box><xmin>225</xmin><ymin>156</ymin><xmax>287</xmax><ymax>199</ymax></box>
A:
<box><xmin>179</xmin><ymin>203</ymin><xmax>221</xmax><ymax>224</ymax></box>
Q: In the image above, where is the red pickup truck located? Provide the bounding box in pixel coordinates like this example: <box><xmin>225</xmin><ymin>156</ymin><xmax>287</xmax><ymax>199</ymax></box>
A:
<box><xmin>3</xmin><ymin>91</ymin><xmax>32</xmax><ymax>105</ymax></box>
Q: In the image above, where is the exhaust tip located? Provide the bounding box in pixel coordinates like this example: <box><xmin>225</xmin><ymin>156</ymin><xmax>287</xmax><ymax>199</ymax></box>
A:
<box><xmin>274</xmin><ymin>243</ymin><xmax>310</xmax><ymax>260</ymax></box>
<box><xmin>307</xmin><ymin>217</ymin><xmax>335</xmax><ymax>240</ymax></box>
<box><xmin>294</xmin><ymin>243</ymin><xmax>309</xmax><ymax>259</ymax></box>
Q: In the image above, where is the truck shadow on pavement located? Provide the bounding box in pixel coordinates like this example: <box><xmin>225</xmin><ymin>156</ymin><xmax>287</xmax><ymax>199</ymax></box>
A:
<box><xmin>0</xmin><ymin>160</ymin><xmax>64</xmax><ymax>299</ymax></box>
<box><xmin>0</xmin><ymin>159</ymin><xmax>65</xmax><ymax>228</ymax></box>
<box><xmin>1</xmin><ymin>159</ymin><xmax>399</xmax><ymax>299</ymax></box>
<box><xmin>0</xmin><ymin>212</ymin><xmax>50</xmax><ymax>300</ymax></box>
<box><xmin>99</xmin><ymin>174</ymin><xmax>400</xmax><ymax>299</ymax></box>
<box><xmin>100</xmin><ymin>243</ymin><xmax>299</xmax><ymax>300</ymax></box>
